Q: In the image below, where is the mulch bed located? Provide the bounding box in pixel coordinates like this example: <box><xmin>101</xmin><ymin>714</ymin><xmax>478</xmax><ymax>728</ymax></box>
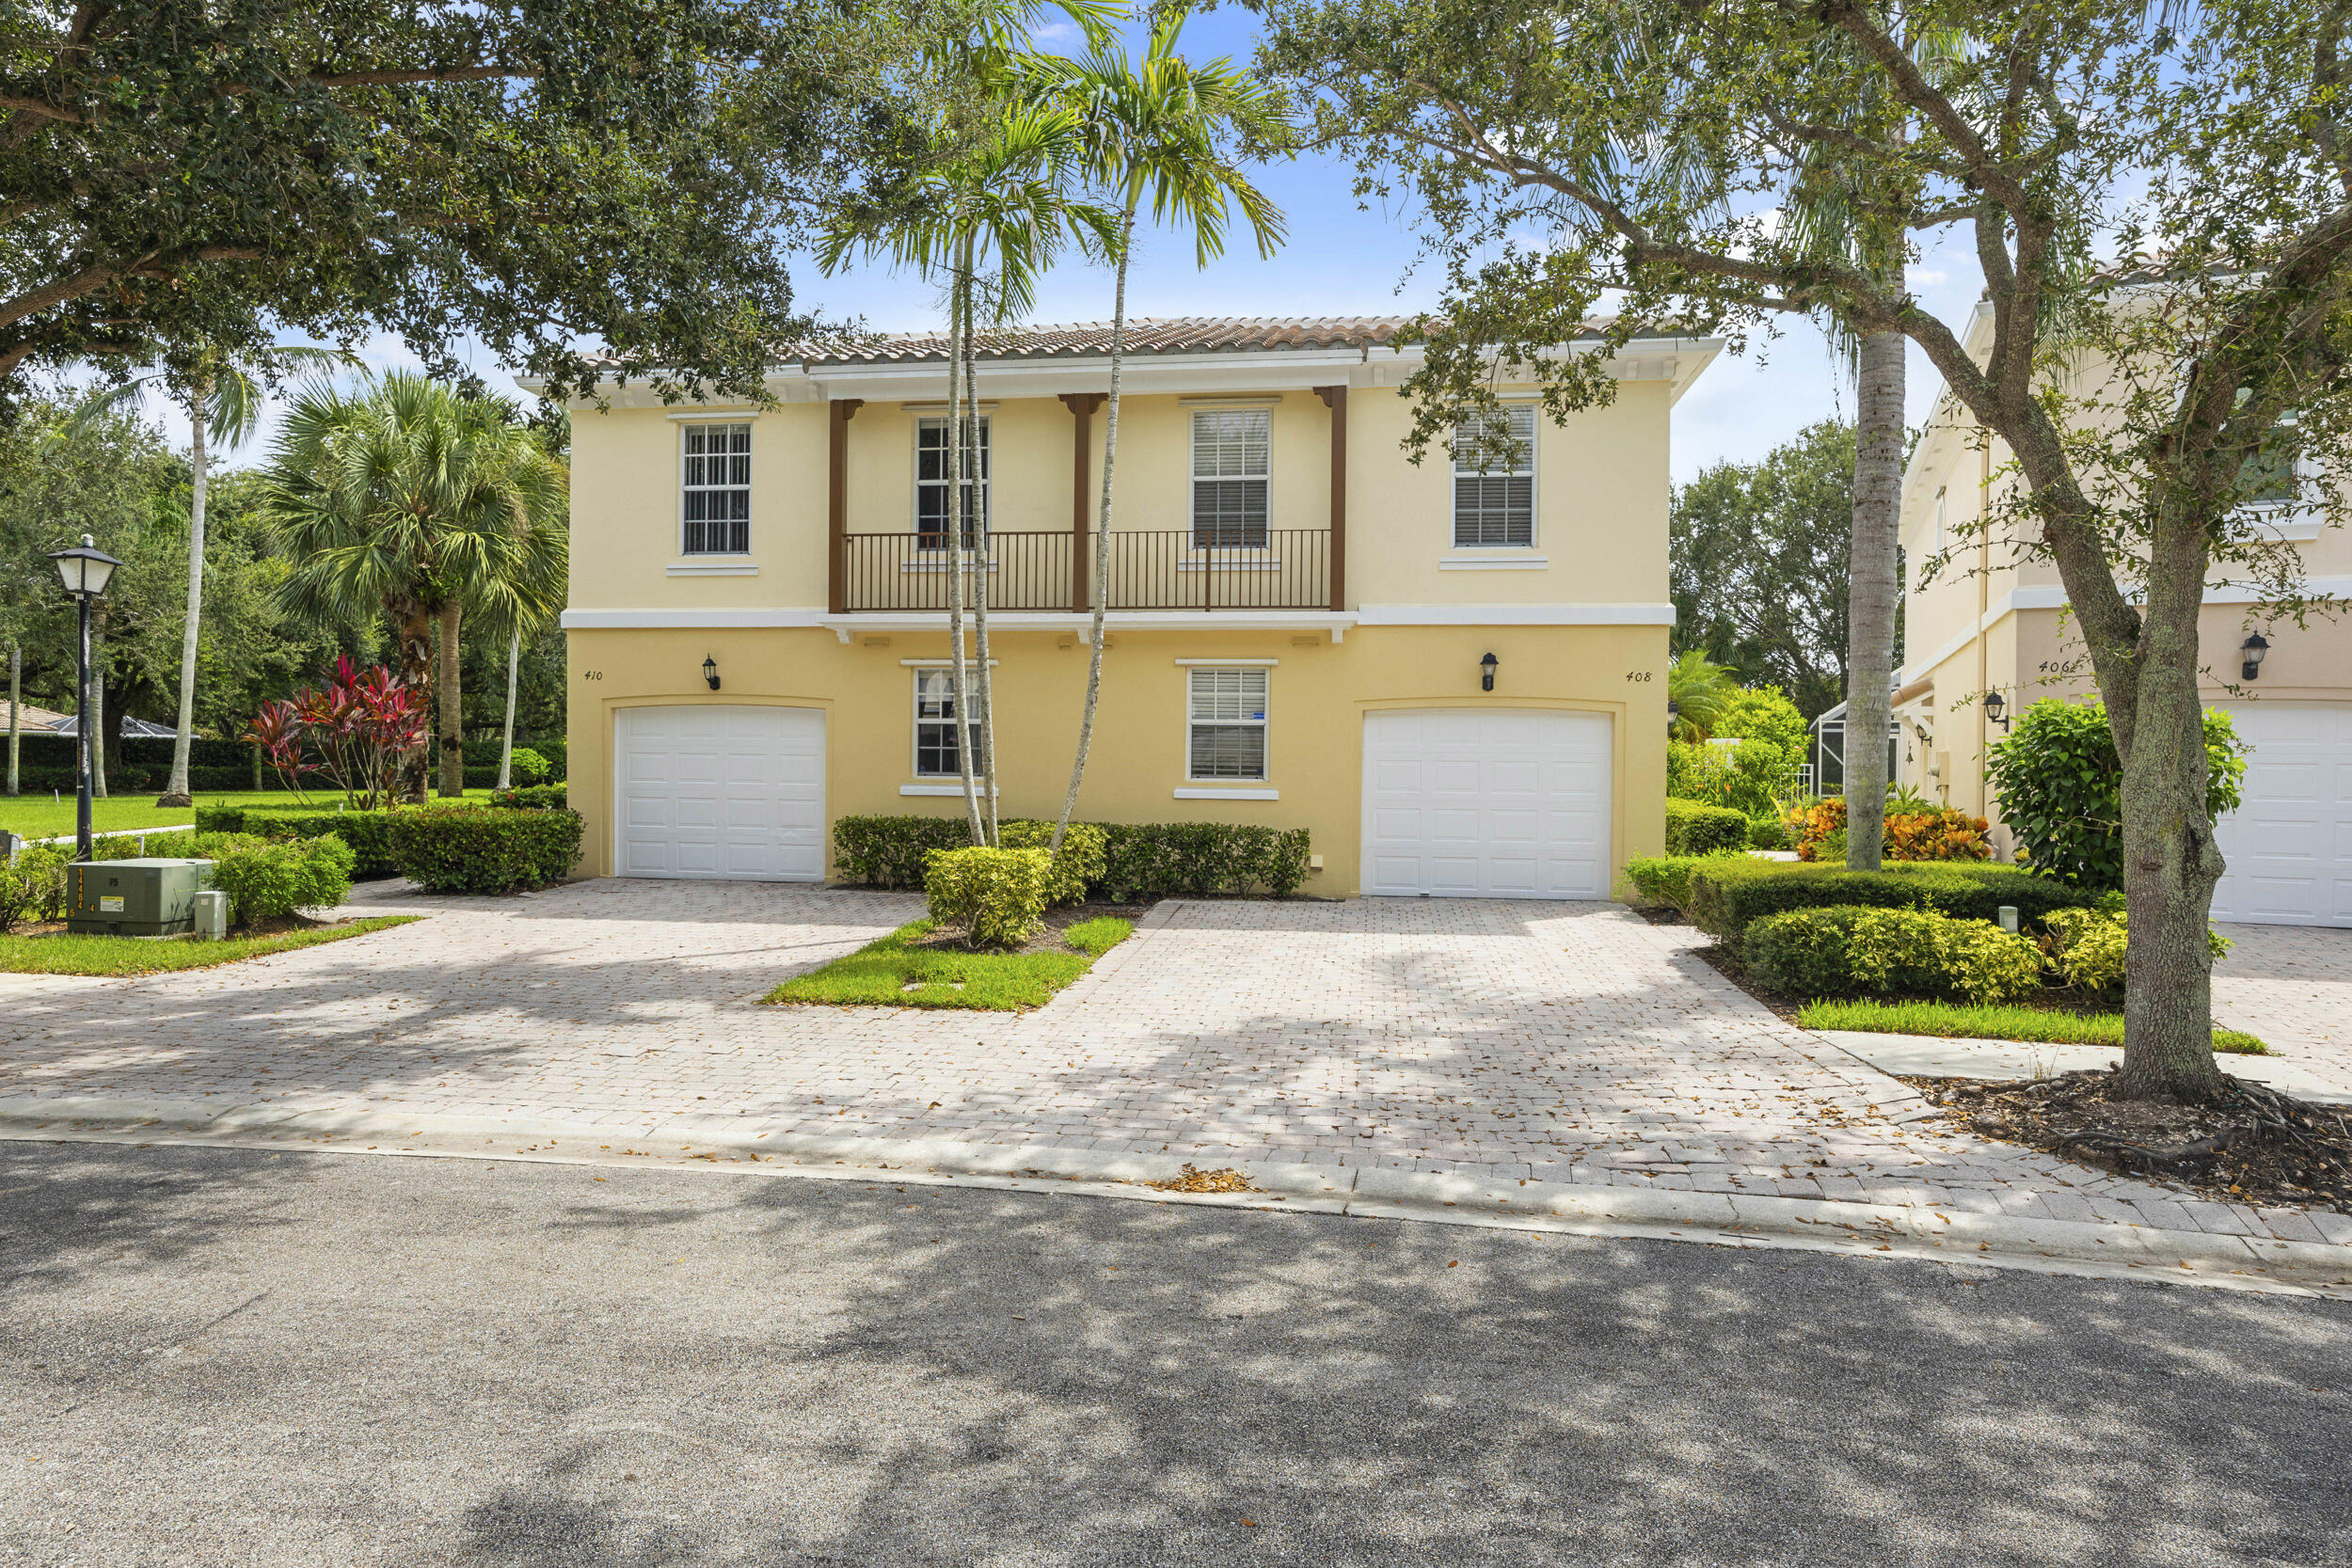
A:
<box><xmin>911</xmin><ymin>901</ymin><xmax>1152</xmax><ymax>959</ymax></box>
<box><xmin>1904</xmin><ymin>1070</ymin><xmax>2352</xmax><ymax>1215</ymax></box>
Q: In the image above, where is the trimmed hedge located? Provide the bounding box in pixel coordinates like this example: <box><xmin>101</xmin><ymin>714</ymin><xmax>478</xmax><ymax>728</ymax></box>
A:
<box><xmin>923</xmin><ymin>846</ymin><xmax>1051</xmax><ymax>949</ymax></box>
<box><xmin>834</xmin><ymin>815</ymin><xmax>1313</xmax><ymax>898</ymax></box>
<box><xmin>1745</xmin><ymin>906</ymin><xmax>2045</xmax><ymax>1004</ymax></box>
<box><xmin>385</xmin><ymin>807</ymin><xmax>582</xmax><ymax>894</ymax></box>
<box><xmin>1687</xmin><ymin>859</ymin><xmax>2100</xmax><ymax>948</ymax></box>
<box><xmin>206</xmin><ymin>834</ymin><xmax>356</xmax><ymax>927</ymax></box>
<box><xmin>1664</xmin><ymin>798</ymin><xmax>1749</xmax><ymax>856</ymax></box>
<box><xmin>490</xmin><ymin>784</ymin><xmax>568</xmax><ymax>811</ymax></box>
<box><xmin>1621</xmin><ymin>854</ymin><xmax>1711</xmax><ymax>910</ymax></box>
<box><xmin>196</xmin><ymin>804</ymin><xmax>402</xmax><ymax>879</ymax></box>
<box><xmin>997</xmin><ymin>819</ymin><xmax>1109</xmax><ymax>907</ymax></box>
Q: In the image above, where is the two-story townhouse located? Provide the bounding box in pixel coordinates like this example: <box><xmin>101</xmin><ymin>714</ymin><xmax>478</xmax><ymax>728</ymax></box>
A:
<box><xmin>1895</xmin><ymin>302</ymin><xmax>2352</xmax><ymax>927</ymax></box>
<box><xmin>548</xmin><ymin>317</ymin><xmax>1719</xmax><ymax>898</ymax></box>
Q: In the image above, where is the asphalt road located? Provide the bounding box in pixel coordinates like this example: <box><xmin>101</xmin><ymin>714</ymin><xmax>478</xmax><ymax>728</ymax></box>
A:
<box><xmin>4</xmin><ymin>1141</ymin><xmax>2349</xmax><ymax>1568</ymax></box>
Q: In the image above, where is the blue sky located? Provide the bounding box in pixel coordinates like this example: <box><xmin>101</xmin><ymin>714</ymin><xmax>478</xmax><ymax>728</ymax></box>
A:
<box><xmin>146</xmin><ymin>6</ymin><xmax>1983</xmax><ymax>487</ymax></box>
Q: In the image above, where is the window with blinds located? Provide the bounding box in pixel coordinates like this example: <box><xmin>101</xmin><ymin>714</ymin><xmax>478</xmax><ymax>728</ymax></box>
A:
<box><xmin>680</xmin><ymin>423</ymin><xmax>752</xmax><ymax>554</ymax></box>
<box><xmin>1186</xmin><ymin>667</ymin><xmax>1268</xmax><ymax>781</ymax></box>
<box><xmin>1191</xmin><ymin>409</ymin><xmax>1270</xmax><ymax>547</ymax></box>
<box><xmin>1452</xmin><ymin>404</ymin><xmax>1535</xmax><ymax>547</ymax></box>
<box><xmin>916</xmin><ymin>416</ymin><xmax>990</xmax><ymax>547</ymax></box>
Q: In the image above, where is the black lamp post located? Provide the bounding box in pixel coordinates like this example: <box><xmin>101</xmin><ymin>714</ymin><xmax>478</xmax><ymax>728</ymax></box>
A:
<box><xmin>48</xmin><ymin>534</ymin><xmax>120</xmax><ymax>862</ymax></box>
<box><xmin>2240</xmin><ymin>632</ymin><xmax>2270</xmax><ymax>682</ymax></box>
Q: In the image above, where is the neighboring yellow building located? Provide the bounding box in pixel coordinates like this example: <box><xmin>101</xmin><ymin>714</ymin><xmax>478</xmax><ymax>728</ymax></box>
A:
<box><xmin>545</xmin><ymin>318</ymin><xmax>1720</xmax><ymax>897</ymax></box>
<box><xmin>1893</xmin><ymin>304</ymin><xmax>2352</xmax><ymax>927</ymax></box>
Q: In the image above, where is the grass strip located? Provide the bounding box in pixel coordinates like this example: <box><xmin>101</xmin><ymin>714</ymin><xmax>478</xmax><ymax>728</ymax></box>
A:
<box><xmin>764</xmin><ymin>916</ymin><xmax>1135</xmax><ymax>1011</ymax></box>
<box><xmin>1798</xmin><ymin>997</ymin><xmax>2268</xmax><ymax>1054</ymax></box>
<box><xmin>0</xmin><ymin>915</ymin><xmax>421</xmax><ymax>977</ymax></box>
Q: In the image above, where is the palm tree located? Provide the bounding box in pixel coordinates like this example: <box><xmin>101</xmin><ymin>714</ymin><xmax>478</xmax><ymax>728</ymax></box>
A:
<box><xmin>1666</xmin><ymin>650</ymin><xmax>1740</xmax><ymax>743</ymax></box>
<box><xmin>1031</xmin><ymin>8</ymin><xmax>1287</xmax><ymax>851</ymax></box>
<box><xmin>261</xmin><ymin>372</ymin><xmax>567</xmax><ymax>803</ymax></box>
<box><xmin>72</xmin><ymin>343</ymin><xmax>352</xmax><ymax>805</ymax></box>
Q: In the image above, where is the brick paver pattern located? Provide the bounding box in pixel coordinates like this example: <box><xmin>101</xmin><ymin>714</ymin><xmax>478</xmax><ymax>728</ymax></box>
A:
<box><xmin>2216</xmin><ymin>924</ymin><xmax>2352</xmax><ymax>1098</ymax></box>
<box><xmin>4</xmin><ymin>879</ymin><xmax>2346</xmax><ymax>1249</ymax></box>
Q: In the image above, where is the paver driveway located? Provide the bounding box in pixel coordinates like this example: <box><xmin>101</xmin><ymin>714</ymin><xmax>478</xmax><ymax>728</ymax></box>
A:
<box><xmin>4</xmin><ymin>878</ymin><xmax>2345</xmax><ymax>1249</ymax></box>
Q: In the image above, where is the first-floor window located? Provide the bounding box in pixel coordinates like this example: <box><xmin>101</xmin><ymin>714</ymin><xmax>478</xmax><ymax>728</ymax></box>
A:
<box><xmin>914</xmin><ymin>668</ymin><xmax>985</xmax><ymax>776</ymax></box>
<box><xmin>1187</xmin><ymin>667</ymin><xmax>1267</xmax><ymax>781</ymax></box>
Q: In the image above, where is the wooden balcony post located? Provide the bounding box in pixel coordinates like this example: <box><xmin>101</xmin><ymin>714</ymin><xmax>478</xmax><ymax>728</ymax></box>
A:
<box><xmin>1057</xmin><ymin>392</ymin><xmax>1104</xmax><ymax>612</ymax></box>
<box><xmin>1314</xmin><ymin>385</ymin><xmax>1348</xmax><ymax>612</ymax></box>
<box><xmin>826</xmin><ymin>398</ymin><xmax>863</xmax><ymax>614</ymax></box>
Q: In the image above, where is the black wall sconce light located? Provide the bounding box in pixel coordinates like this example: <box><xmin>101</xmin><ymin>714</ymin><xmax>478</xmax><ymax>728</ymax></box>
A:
<box><xmin>702</xmin><ymin>655</ymin><xmax>722</xmax><ymax>691</ymax></box>
<box><xmin>2241</xmin><ymin>631</ymin><xmax>2270</xmax><ymax>682</ymax></box>
<box><xmin>1983</xmin><ymin>688</ymin><xmax>2011</xmax><ymax>732</ymax></box>
<box><xmin>1479</xmin><ymin>651</ymin><xmax>1499</xmax><ymax>692</ymax></box>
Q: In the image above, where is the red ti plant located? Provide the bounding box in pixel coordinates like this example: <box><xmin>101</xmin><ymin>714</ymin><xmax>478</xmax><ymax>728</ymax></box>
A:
<box><xmin>246</xmin><ymin>657</ymin><xmax>428</xmax><ymax>811</ymax></box>
<box><xmin>243</xmin><ymin>699</ymin><xmax>315</xmax><ymax>801</ymax></box>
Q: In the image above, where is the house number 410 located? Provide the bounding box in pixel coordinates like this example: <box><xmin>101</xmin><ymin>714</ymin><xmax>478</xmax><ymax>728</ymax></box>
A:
<box><xmin>581</xmin><ymin>670</ymin><xmax>604</xmax><ymax>680</ymax></box>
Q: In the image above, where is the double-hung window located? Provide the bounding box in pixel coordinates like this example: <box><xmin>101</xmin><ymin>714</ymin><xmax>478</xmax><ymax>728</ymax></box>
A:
<box><xmin>2240</xmin><ymin>411</ymin><xmax>2302</xmax><ymax>510</ymax></box>
<box><xmin>1452</xmin><ymin>404</ymin><xmax>1535</xmax><ymax>547</ymax></box>
<box><xmin>915</xmin><ymin>416</ymin><xmax>990</xmax><ymax>548</ymax></box>
<box><xmin>680</xmin><ymin>423</ymin><xmax>752</xmax><ymax>554</ymax></box>
<box><xmin>913</xmin><ymin>668</ymin><xmax>985</xmax><ymax>777</ymax></box>
<box><xmin>1191</xmin><ymin>409</ymin><xmax>1269</xmax><ymax>547</ymax></box>
<box><xmin>1186</xmin><ymin>668</ymin><xmax>1268</xmax><ymax>781</ymax></box>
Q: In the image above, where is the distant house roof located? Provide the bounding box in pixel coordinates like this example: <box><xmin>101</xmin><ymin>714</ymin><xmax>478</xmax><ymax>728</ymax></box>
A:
<box><xmin>0</xmin><ymin>701</ymin><xmax>72</xmax><ymax>733</ymax></box>
<box><xmin>10</xmin><ymin>706</ymin><xmax>178</xmax><ymax>738</ymax></box>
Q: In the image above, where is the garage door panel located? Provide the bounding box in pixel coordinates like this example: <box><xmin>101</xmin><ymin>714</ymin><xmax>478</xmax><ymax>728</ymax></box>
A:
<box><xmin>614</xmin><ymin>705</ymin><xmax>826</xmax><ymax>883</ymax></box>
<box><xmin>2211</xmin><ymin>702</ymin><xmax>2352</xmax><ymax>927</ymax></box>
<box><xmin>1362</xmin><ymin>707</ymin><xmax>1612</xmax><ymax>899</ymax></box>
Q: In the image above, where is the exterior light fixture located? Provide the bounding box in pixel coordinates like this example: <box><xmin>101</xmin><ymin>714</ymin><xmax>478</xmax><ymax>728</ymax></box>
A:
<box><xmin>1479</xmin><ymin>651</ymin><xmax>1498</xmax><ymax>692</ymax></box>
<box><xmin>1983</xmin><ymin>689</ymin><xmax>2010</xmax><ymax>731</ymax></box>
<box><xmin>1665</xmin><ymin>698</ymin><xmax>1680</xmax><ymax>733</ymax></box>
<box><xmin>702</xmin><ymin>655</ymin><xmax>722</xmax><ymax>691</ymax></box>
<box><xmin>47</xmin><ymin>533</ymin><xmax>121</xmax><ymax>862</ymax></box>
<box><xmin>2241</xmin><ymin>631</ymin><xmax>2270</xmax><ymax>681</ymax></box>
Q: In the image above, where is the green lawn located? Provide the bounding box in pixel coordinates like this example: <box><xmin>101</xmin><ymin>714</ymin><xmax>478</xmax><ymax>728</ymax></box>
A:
<box><xmin>0</xmin><ymin>787</ymin><xmax>499</xmax><ymax>842</ymax></box>
<box><xmin>766</xmin><ymin>916</ymin><xmax>1134</xmax><ymax>1011</ymax></box>
<box><xmin>0</xmin><ymin>915</ymin><xmax>421</xmax><ymax>976</ymax></box>
<box><xmin>1798</xmin><ymin>997</ymin><xmax>2268</xmax><ymax>1054</ymax></box>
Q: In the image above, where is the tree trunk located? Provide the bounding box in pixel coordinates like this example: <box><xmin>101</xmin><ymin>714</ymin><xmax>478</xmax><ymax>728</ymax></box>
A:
<box><xmin>390</xmin><ymin>593</ymin><xmax>434</xmax><ymax>803</ymax></box>
<box><xmin>1843</xmin><ymin>324</ymin><xmax>1903</xmax><ymax>869</ymax></box>
<box><xmin>1053</xmin><ymin>207</ymin><xmax>1136</xmax><ymax>853</ymax></box>
<box><xmin>437</xmin><ymin>600</ymin><xmax>464</xmax><ymax>797</ymax></box>
<box><xmin>87</xmin><ymin>621</ymin><xmax>106</xmax><ymax>798</ymax></box>
<box><xmin>160</xmin><ymin>388</ymin><xmax>208</xmax><ymax>806</ymax></box>
<box><xmin>946</xmin><ymin>248</ymin><xmax>985</xmax><ymax>847</ymax></box>
<box><xmin>498</xmin><ymin>625</ymin><xmax>520</xmax><ymax>791</ymax></box>
<box><xmin>965</xmin><ymin>284</ymin><xmax>998</xmax><ymax>847</ymax></box>
<box><xmin>7</xmin><ymin>640</ymin><xmax>19</xmax><ymax>797</ymax></box>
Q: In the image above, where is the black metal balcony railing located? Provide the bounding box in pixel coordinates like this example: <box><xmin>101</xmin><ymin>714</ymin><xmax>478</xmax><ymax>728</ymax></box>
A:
<box><xmin>840</xmin><ymin>529</ymin><xmax>1332</xmax><ymax>612</ymax></box>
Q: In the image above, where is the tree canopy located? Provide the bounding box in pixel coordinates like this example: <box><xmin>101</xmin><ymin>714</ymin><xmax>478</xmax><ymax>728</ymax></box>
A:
<box><xmin>0</xmin><ymin>0</ymin><xmax>946</xmax><ymax>404</ymax></box>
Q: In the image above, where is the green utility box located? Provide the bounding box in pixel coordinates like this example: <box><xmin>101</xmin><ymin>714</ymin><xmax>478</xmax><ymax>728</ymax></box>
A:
<box><xmin>66</xmin><ymin>859</ymin><xmax>217</xmax><ymax>937</ymax></box>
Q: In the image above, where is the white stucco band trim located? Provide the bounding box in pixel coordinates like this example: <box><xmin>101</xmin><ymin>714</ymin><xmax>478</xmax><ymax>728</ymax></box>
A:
<box><xmin>562</xmin><ymin>604</ymin><xmax>1682</xmax><ymax>634</ymax></box>
<box><xmin>1354</xmin><ymin>603</ymin><xmax>1677</xmax><ymax>627</ymax></box>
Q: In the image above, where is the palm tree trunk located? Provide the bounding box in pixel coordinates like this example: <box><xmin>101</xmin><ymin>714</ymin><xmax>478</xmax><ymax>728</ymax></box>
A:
<box><xmin>1843</xmin><ymin>320</ymin><xmax>1904</xmax><ymax>870</ymax></box>
<box><xmin>497</xmin><ymin>625</ymin><xmax>520</xmax><ymax>791</ymax></box>
<box><xmin>966</xmin><ymin>284</ymin><xmax>999</xmax><ymax>847</ymax></box>
<box><xmin>160</xmin><ymin>390</ymin><xmax>209</xmax><ymax>806</ymax></box>
<box><xmin>7</xmin><ymin>640</ymin><xmax>19</xmax><ymax>797</ymax></box>
<box><xmin>946</xmin><ymin>247</ymin><xmax>985</xmax><ymax>847</ymax></box>
<box><xmin>88</xmin><ymin>621</ymin><xmax>106</xmax><ymax>799</ymax></box>
<box><xmin>437</xmin><ymin>601</ymin><xmax>464</xmax><ymax>797</ymax></box>
<box><xmin>391</xmin><ymin>594</ymin><xmax>434</xmax><ymax>803</ymax></box>
<box><xmin>1052</xmin><ymin>205</ymin><xmax>1136</xmax><ymax>852</ymax></box>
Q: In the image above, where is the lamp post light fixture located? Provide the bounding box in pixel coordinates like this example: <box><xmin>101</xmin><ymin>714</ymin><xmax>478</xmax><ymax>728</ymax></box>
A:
<box><xmin>1983</xmin><ymin>688</ymin><xmax>2011</xmax><ymax>732</ymax></box>
<box><xmin>48</xmin><ymin>533</ymin><xmax>121</xmax><ymax>862</ymax></box>
<box><xmin>1665</xmin><ymin>698</ymin><xmax>1680</xmax><ymax>734</ymax></box>
<box><xmin>702</xmin><ymin>655</ymin><xmax>722</xmax><ymax>691</ymax></box>
<box><xmin>1479</xmin><ymin>651</ymin><xmax>1498</xmax><ymax>692</ymax></box>
<box><xmin>2241</xmin><ymin>631</ymin><xmax>2270</xmax><ymax>682</ymax></box>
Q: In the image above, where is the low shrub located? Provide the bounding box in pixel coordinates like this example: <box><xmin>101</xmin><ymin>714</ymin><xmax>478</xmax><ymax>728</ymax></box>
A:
<box><xmin>2041</xmin><ymin>906</ymin><xmax>2233</xmax><ymax>998</ymax></box>
<box><xmin>834</xmin><ymin>816</ymin><xmax>1313</xmax><ymax>898</ymax></box>
<box><xmin>386</xmin><ymin>807</ymin><xmax>582</xmax><ymax>894</ymax></box>
<box><xmin>0</xmin><ymin>843</ymin><xmax>70</xmax><ymax>931</ymax></box>
<box><xmin>1785</xmin><ymin>795</ymin><xmax>1991</xmax><ymax>863</ymax></box>
<box><xmin>1621</xmin><ymin>855</ymin><xmax>1712</xmax><ymax>910</ymax></box>
<box><xmin>208</xmin><ymin>834</ymin><xmax>357</xmax><ymax>927</ymax></box>
<box><xmin>1687</xmin><ymin>859</ymin><xmax>2100</xmax><ymax>948</ymax></box>
<box><xmin>834</xmin><ymin>815</ymin><xmax>970</xmax><ymax>889</ymax></box>
<box><xmin>923</xmin><ymin>846</ymin><xmax>1051</xmax><ymax>950</ymax></box>
<box><xmin>505</xmin><ymin>747</ymin><xmax>550</xmax><ymax>785</ymax></box>
<box><xmin>1746</xmin><ymin>906</ymin><xmax>2044</xmax><ymax>1004</ymax></box>
<box><xmin>1746</xmin><ymin>815</ymin><xmax>1790</xmax><ymax>851</ymax></box>
<box><xmin>490</xmin><ymin>784</ymin><xmax>568</xmax><ymax>811</ymax></box>
<box><xmin>1664</xmin><ymin>798</ymin><xmax>1749</xmax><ymax>856</ymax></box>
<box><xmin>997</xmin><ymin>819</ymin><xmax>1110</xmax><ymax>907</ymax></box>
<box><xmin>1985</xmin><ymin>699</ymin><xmax>2246</xmax><ymax>890</ymax></box>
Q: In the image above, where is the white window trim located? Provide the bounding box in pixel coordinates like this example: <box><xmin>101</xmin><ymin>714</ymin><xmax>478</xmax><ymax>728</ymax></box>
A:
<box><xmin>1450</xmin><ymin>401</ymin><xmax>1539</xmax><ymax>550</ymax></box>
<box><xmin>1184</xmin><ymin>665</ymin><xmax>1270</xmax><ymax>785</ymax></box>
<box><xmin>1173</xmin><ymin>786</ymin><xmax>1279</xmax><ymax>800</ymax></box>
<box><xmin>677</xmin><ymin>420</ymin><xmax>754</xmax><ymax>557</ymax></box>
<box><xmin>1438</xmin><ymin>554</ymin><xmax>1549</xmax><ymax>571</ymax></box>
<box><xmin>914</xmin><ymin>413</ymin><xmax>991</xmax><ymax>547</ymax></box>
<box><xmin>1172</xmin><ymin>657</ymin><xmax>1279</xmax><ymax>668</ymax></box>
<box><xmin>1190</xmin><ymin>407</ymin><xmax>1272</xmax><ymax>550</ymax></box>
<box><xmin>665</xmin><ymin>561</ymin><xmax>760</xmax><ymax>577</ymax></box>
<box><xmin>909</xmin><ymin>665</ymin><xmax>993</xmax><ymax>780</ymax></box>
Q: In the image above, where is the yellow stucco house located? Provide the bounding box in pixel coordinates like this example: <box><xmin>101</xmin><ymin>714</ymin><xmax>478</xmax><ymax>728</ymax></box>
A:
<box><xmin>1892</xmin><ymin>303</ymin><xmax>2352</xmax><ymax>927</ymax></box>
<box><xmin>548</xmin><ymin>317</ymin><xmax>1719</xmax><ymax>897</ymax></box>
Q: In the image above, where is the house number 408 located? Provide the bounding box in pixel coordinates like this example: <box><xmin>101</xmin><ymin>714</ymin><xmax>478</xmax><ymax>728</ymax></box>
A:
<box><xmin>1625</xmin><ymin>671</ymin><xmax>1652</xmax><ymax>682</ymax></box>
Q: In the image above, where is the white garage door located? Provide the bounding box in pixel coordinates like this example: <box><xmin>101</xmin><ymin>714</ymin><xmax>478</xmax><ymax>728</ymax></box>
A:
<box><xmin>2210</xmin><ymin>702</ymin><xmax>2352</xmax><ymax>927</ymax></box>
<box><xmin>1361</xmin><ymin>708</ymin><xmax>1612</xmax><ymax>898</ymax></box>
<box><xmin>614</xmin><ymin>705</ymin><xmax>826</xmax><ymax>881</ymax></box>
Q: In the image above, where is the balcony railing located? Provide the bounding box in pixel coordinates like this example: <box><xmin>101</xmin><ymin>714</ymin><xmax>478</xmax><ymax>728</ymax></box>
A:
<box><xmin>839</xmin><ymin>529</ymin><xmax>1332</xmax><ymax>612</ymax></box>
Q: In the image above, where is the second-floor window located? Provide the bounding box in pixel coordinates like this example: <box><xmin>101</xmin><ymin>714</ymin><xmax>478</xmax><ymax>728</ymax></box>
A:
<box><xmin>1192</xmin><ymin>409</ymin><xmax>1269</xmax><ymax>547</ymax></box>
<box><xmin>916</xmin><ymin>416</ymin><xmax>990</xmax><ymax>547</ymax></box>
<box><xmin>681</xmin><ymin>423</ymin><xmax>751</xmax><ymax>554</ymax></box>
<box><xmin>1452</xmin><ymin>404</ymin><xmax>1535</xmax><ymax>546</ymax></box>
<box><xmin>2240</xmin><ymin>413</ymin><xmax>2301</xmax><ymax>509</ymax></box>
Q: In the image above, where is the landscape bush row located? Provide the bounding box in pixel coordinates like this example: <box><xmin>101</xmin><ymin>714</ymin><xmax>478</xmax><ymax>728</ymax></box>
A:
<box><xmin>195</xmin><ymin>802</ymin><xmax>581</xmax><ymax>894</ymax></box>
<box><xmin>834</xmin><ymin>815</ymin><xmax>1311</xmax><ymax>899</ymax></box>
